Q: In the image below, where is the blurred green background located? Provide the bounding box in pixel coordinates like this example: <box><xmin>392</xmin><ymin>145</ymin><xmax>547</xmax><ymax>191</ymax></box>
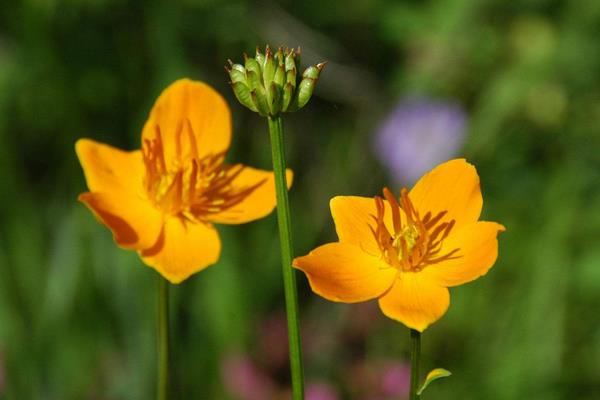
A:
<box><xmin>1</xmin><ymin>0</ymin><xmax>600</xmax><ymax>399</ymax></box>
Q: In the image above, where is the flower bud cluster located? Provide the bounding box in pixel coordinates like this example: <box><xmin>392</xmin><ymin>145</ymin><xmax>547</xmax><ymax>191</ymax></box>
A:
<box><xmin>227</xmin><ymin>46</ymin><xmax>325</xmax><ymax>117</ymax></box>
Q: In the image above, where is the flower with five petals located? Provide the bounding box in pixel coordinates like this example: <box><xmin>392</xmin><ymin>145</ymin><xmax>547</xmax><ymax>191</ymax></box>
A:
<box><xmin>76</xmin><ymin>79</ymin><xmax>291</xmax><ymax>283</ymax></box>
<box><xmin>293</xmin><ymin>159</ymin><xmax>504</xmax><ymax>331</ymax></box>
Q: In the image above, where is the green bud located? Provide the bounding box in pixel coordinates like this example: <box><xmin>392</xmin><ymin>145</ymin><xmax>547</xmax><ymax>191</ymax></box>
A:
<box><xmin>226</xmin><ymin>45</ymin><xmax>325</xmax><ymax>116</ymax></box>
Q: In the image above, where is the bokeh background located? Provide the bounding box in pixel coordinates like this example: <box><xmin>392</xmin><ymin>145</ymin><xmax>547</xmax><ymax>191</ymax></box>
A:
<box><xmin>1</xmin><ymin>0</ymin><xmax>600</xmax><ymax>399</ymax></box>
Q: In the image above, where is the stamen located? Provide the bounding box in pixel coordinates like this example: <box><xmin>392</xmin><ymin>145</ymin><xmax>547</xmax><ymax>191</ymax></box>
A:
<box><xmin>188</xmin><ymin>159</ymin><xmax>198</xmax><ymax>205</ymax></box>
<box><xmin>424</xmin><ymin>210</ymin><xmax>447</xmax><ymax>230</ymax></box>
<box><xmin>383</xmin><ymin>187</ymin><xmax>402</xmax><ymax>234</ymax></box>
<box><xmin>370</xmin><ymin>187</ymin><xmax>461</xmax><ymax>273</ymax></box>
<box><xmin>142</xmin><ymin>120</ymin><xmax>270</xmax><ymax>220</ymax></box>
<box><xmin>154</xmin><ymin>126</ymin><xmax>167</xmax><ymax>173</ymax></box>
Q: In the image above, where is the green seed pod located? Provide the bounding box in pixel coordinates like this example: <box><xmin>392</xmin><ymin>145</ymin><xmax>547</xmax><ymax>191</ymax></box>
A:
<box><xmin>230</xmin><ymin>81</ymin><xmax>257</xmax><ymax>111</ymax></box>
<box><xmin>246</xmin><ymin>70</ymin><xmax>262</xmax><ymax>92</ymax></box>
<box><xmin>251</xmin><ymin>87</ymin><xmax>270</xmax><ymax>117</ymax></box>
<box><xmin>263</xmin><ymin>46</ymin><xmax>276</xmax><ymax>88</ymax></box>
<box><xmin>274</xmin><ymin>64</ymin><xmax>286</xmax><ymax>87</ymax></box>
<box><xmin>268</xmin><ymin>82</ymin><xmax>282</xmax><ymax>115</ymax></box>
<box><xmin>226</xmin><ymin>45</ymin><xmax>325</xmax><ymax>116</ymax></box>
<box><xmin>228</xmin><ymin>65</ymin><xmax>247</xmax><ymax>85</ymax></box>
<box><xmin>289</xmin><ymin>63</ymin><xmax>326</xmax><ymax>111</ymax></box>
<box><xmin>282</xmin><ymin>82</ymin><xmax>294</xmax><ymax>111</ymax></box>
<box><xmin>285</xmin><ymin>50</ymin><xmax>297</xmax><ymax>72</ymax></box>
<box><xmin>276</xmin><ymin>47</ymin><xmax>285</xmax><ymax>67</ymax></box>
<box><xmin>255</xmin><ymin>47</ymin><xmax>265</xmax><ymax>67</ymax></box>
<box><xmin>302</xmin><ymin>65</ymin><xmax>320</xmax><ymax>80</ymax></box>
<box><xmin>286</xmin><ymin>67</ymin><xmax>296</xmax><ymax>89</ymax></box>
<box><xmin>295</xmin><ymin>78</ymin><xmax>316</xmax><ymax>110</ymax></box>
<box><xmin>245</xmin><ymin>56</ymin><xmax>261</xmax><ymax>77</ymax></box>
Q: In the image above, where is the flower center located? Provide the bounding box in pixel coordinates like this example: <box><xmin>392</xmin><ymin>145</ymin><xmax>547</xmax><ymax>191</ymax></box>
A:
<box><xmin>371</xmin><ymin>187</ymin><xmax>461</xmax><ymax>272</ymax></box>
<box><xmin>141</xmin><ymin>120</ymin><xmax>262</xmax><ymax>220</ymax></box>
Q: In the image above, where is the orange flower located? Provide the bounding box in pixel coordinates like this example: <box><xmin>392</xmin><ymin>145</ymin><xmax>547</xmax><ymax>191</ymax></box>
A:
<box><xmin>76</xmin><ymin>79</ymin><xmax>291</xmax><ymax>283</ymax></box>
<box><xmin>293</xmin><ymin>159</ymin><xmax>504</xmax><ymax>332</ymax></box>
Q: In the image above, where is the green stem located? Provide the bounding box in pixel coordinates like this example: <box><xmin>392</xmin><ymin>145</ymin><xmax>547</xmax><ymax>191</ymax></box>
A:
<box><xmin>409</xmin><ymin>329</ymin><xmax>421</xmax><ymax>399</ymax></box>
<box><xmin>267</xmin><ymin>115</ymin><xmax>305</xmax><ymax>400</ymax></box>
<box><xmin>157</xmin><ymin>277</ymin><xmax>170</xmax><ymax>400</ymax></box>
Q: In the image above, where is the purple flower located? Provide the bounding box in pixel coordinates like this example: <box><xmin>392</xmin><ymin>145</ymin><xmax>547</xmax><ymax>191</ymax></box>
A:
<box><xmin>373</xmin><ymin>97</ymin><xmax>467</xmax><ymax>186</ymax></box>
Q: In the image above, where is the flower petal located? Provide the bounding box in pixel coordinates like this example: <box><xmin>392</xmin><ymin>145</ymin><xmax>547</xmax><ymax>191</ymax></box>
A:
<box><xmin>141</xmin><ymin>79</ymin><xmax>231</xmax><ymax>164</ymax></box>
<box><xmin>293</xmin><ymin>242</ymin><xmax>396</xmax><ymax>303</ymax></box>
<box><xmin>421</xmin><ymin>221</ymin><xmax>505</xmax><ymax>287</ymax></box>
<box><xmin>378</xmin><ymin>273</ymin><xmax>450</xmax><ymax>332</ymax></box>
<box><xmin>79</xmin><ymin>192</ymin><xmax>163</xmax><ymax>250</ymax></box>
<box><xmin>75</xmin><ymin>138</ymin><xmax>144</xmax><ymax>193</ymax></box>
<box><xmin>208</xmin><ymin>167</ymin><xmax>293</xmax><ymax>224</ymax></box>
<box><xmin>409</xmin><ymin>159</ymin><xmax>482</xmax><ymax>228</ymax></box>
<box><xmin>140</xmin><ymin>216</ymin><xmax>221</xmax><ymax>284</ymax></box>
<box><xmin>330</xmin><ymin>196</ymin><xmax>393</xmax><ymax>257</ymax></box>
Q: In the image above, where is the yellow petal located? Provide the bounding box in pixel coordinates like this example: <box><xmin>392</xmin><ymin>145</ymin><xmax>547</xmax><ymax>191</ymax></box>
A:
<box><xmin>140</xmin><ymin>216</ymin><xmax>221</xmax><ymax>284</ymax></box>
<box><xmin>293</xmin><ymin>242</ymin><xmax>396</xmax><ymax>303</ymax></box>
<box><xmin>378</xmin><ymin>273</ymin><xmax>449</xmax><ymax>332</ymax></box>
<box><xmin>141</xmin><ymin>79</ymin><xmax>231</xmax><ymax>165</ymax></box>
<box><xmin>330</xmin><ymin>196</ymin><xmax>393</xmax><ymax>257</ymax></box>
<box><xmin>75</xmin><ymin>139</ymin><xmax>144</xmax><ymax>193</ymax></box>
<box><xmin>409</xmin><ymin>159</ymin><xmax>482</xmax><ymax>228</ymax></box>
<box><xmin>79</xmin><ymin>192</ymin><xmax>163</xmax><ymax>250</ymax></box>
<box><xmin>421</xmin><ymin>221</ymin><xmax>505</xmax><ymax>287</ymax></box>
<box><xmin>208</xmin><ymin>167</ymin><xmax>293</xmax><ymax>224</ymax></box>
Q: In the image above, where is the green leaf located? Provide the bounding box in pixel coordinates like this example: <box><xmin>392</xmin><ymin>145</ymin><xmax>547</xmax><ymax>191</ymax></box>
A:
<box><xmin>417</xmin><ymin>368</ymin><xmax>452</xmax><ymax>396</ymax></box>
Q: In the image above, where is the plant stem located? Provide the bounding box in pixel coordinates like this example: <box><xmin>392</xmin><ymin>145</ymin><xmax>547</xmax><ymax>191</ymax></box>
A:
<box><xmin>157</xmin><ymin>277</ymin><xmax>170</xmax><ymax>400</ymax></box>
<box><xmin>267</xmin><ymin>115</ymin><xmax>305</xmax><ymax>400</ymax></box>
<box><xmin>409</xmin><ymin>329</ymin><xmax>421</xmax><ymax>399</ymax></box>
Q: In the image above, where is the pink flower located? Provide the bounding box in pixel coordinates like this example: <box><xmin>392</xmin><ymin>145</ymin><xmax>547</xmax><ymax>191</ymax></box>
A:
<box><xmin>306</xmin><ymin>382</ymin><xmax>340</xmax><ymax>400</ymax></box>
<box><xmin>220</xmin><ymin>353</ymin><xmax>276</xmax><ymax>400</ymax></box>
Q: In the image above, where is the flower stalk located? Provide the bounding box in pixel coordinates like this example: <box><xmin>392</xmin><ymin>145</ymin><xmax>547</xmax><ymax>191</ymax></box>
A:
<box><xmin>409</xmin><ymin>329</ymin><xmax>421</xmax><ymax>400</ymax></box>
<box><xmin>268</xmin><ymin>115</ymin><xmax>304</xmax><ymax>399</ymax></box>
<box><xmin>157</xmin><ymin>277</ymin><xmax>170</xmax><ymax>400</ymax></box>
<box><xmin>228</xmin><ymin>45</ymin><xmax>325</xmax><ymax>400</ymax></box>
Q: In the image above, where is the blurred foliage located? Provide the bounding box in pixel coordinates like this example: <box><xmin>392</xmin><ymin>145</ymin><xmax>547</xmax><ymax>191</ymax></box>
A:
<box><xmin>1</xmin><ymin>0</ymin><xmax>600</xmax><ymax>399</ymax></box>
